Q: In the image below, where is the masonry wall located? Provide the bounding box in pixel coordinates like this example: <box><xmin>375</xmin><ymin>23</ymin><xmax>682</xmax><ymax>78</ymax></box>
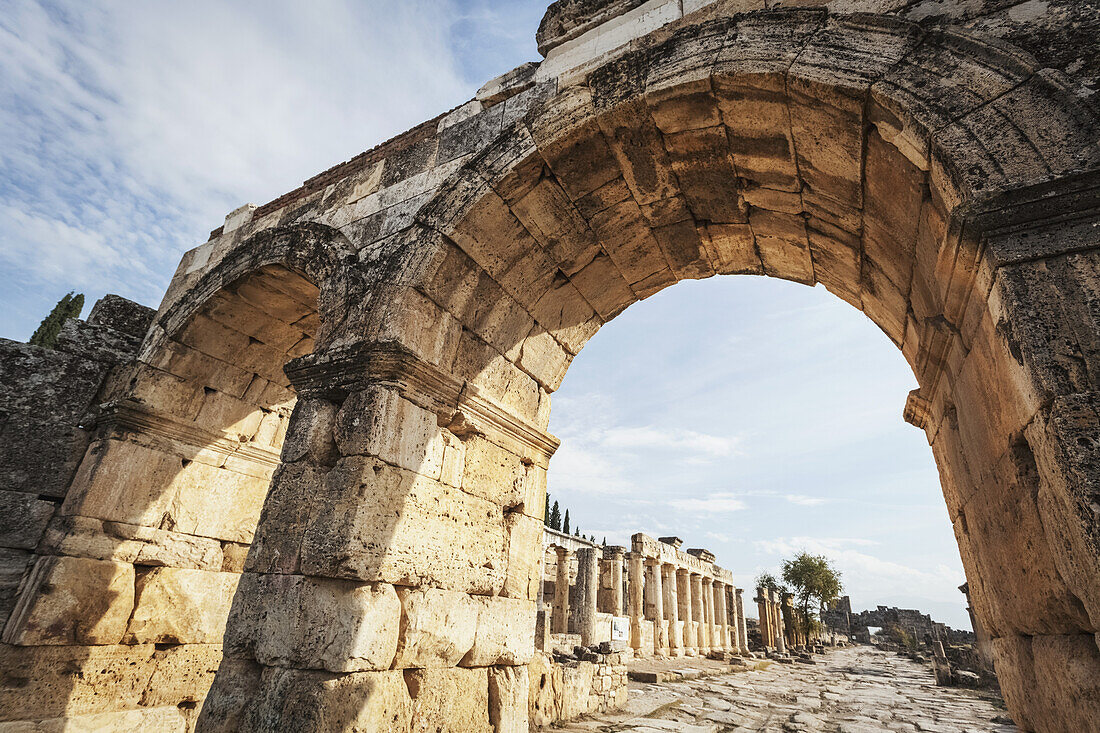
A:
<box><xmin>0</xmin><ymin>297</ymin><xmax>153</xmax><ymax>626</ymax></box>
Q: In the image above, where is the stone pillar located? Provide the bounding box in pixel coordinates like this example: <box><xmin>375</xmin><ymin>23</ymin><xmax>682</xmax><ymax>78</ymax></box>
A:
<box><xmin>663</xmin><ymin>564</ymin><xmax>682</xmax><ymax>656</ymax></box>
<box><xmin>575</xmin><ymin>548</ymin><xmax>599</xmax><ymax>646</ymax></box>
<box><xmin>773</xmin><ymin>590</ymin><xmax>787</xmax><ymax>654</ymax></box>
<box><xmin>608</xmin><ymin>546</ymin><xmax>626</xmax><ymax>617</ymax></box>
<box><xmin>756</xmin><ymin>589</ymin><xmax>771</xmax><ymax>649</ymax></box>
<box><xmin>715</xmin><ymin>582</ymin><xmax>729</xmax><ymax>652</ymax></box>
<box><xmin>553</xmin><ymin>546</ymin><xmax>572</xmax><ymax>634</ymax></box>
<box><xmin>691</xmin><ymin>574</ymin><xmax>706</xmax><ymax>653</ymax></box>
<box><xmin>736</xmin><ymin>589</ymin><xmax>749</xmax><ymax>654</ymax></box>
<box><xmin>645</xmin><ymin>558</ymin><xmax>666</xmax><ymax>655</ymax></box>
<box><xmin>627</xmin><ymin>552</ymin><xmax>645</xmax><ymax>653</ymax></box>
<box><xmin>677</xmin><ymin>569</ymin><xmax>694</xmax><ymax>655</ymax></box>
<box><xmin>700</xmin><ymin>578</ymin><xmax>713</xmax><ymax>654</ymax></box>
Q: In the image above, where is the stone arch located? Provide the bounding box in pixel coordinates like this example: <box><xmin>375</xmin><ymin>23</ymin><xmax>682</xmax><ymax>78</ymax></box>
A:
<box><xmin>382</xmin><ymin>13</ymin><xmax>1100</xmax><ymax>728</ymax></box>
<box><xmin>0</xmin><ymin>223</ymin><xmax>371</xmax><ymax>729</ymax></box>
<box><xmin>83</xmin><ymin>9</ymin><xmax>1092</xmax><ymax>733</ymax></box>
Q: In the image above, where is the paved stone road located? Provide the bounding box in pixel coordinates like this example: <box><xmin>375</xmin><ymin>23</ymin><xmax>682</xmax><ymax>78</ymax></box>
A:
<box><xmin>547</xmin><ymin>647</ymin><xmax>1020</xmax><ymax>732</ymax></box>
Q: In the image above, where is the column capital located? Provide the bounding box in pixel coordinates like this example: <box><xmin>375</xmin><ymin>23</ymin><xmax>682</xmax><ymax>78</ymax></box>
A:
<box><xmin>554</xmin><ymin>545</ymin><xmax>573</xmax><ymax>559</ymax></box>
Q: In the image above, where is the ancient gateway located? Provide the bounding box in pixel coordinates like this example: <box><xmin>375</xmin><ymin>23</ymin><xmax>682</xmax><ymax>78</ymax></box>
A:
<box><xmin>1</xmin><ymin>0</ymin><xmax>1099</xmax><ymax>730</ymax></box>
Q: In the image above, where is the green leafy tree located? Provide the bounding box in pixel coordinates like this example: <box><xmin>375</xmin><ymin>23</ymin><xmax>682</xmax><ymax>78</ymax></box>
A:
<box><xmin>781</xmin><ymin>552</ymin><xmax>842</xmax><ymax>641</ymax></box>
<box><xmin>29</xmin><ymin>292</ymin><xmax>84</xmax><ymax>349</ymax></box>
<box><xmin>562</xmin><ymin>510</ymin><xmax>570</xmax><ymax>535</ymax></box>
<box><xmin>755</xmin><ymin>571</ymin><xmax>786</xmax><ymax>594</ymax></box>
<box><xmin>549</xmin><ymin>501</ymin><xmax>562</xmax><ymax>531</ymax></box>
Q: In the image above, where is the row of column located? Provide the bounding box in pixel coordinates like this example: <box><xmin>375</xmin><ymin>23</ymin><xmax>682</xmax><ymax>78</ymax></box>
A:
<box><xmin>550</xmin><ymin>546</ymin><xmax>748</xmax><ymax>657</ymax></box>
<box><xmin>755</xmin><ymin>587</ymin><xmax>787</xmax><ymax>653</ymax></box>
<box><xmin>626</xmin><ymin>553</ymin><xmax>747</xmax><ymax>658</ymax></box>
<box><xmin>554</xmin><ymin>545</ymin><xmax>752</xmax><ymax>651</ymax></box>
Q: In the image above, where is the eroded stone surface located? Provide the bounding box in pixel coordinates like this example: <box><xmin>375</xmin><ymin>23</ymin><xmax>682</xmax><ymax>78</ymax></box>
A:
<box><xmin>545</xmin><ymin>646</ymin><xmax>1019</xmax><ymax>732</ymax></box>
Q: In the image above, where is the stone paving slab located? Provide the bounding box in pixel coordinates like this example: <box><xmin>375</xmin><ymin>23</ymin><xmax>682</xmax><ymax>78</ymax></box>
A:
<box><xmin>541</xmin><ymin>647</ymin><xmax>1020</xmax><ymax>732</ymax></box>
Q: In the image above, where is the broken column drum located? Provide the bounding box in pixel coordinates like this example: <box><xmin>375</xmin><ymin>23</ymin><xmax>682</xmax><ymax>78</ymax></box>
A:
<box><xmin>2</xmin><ymin>0</ymin><xmax>1100</xmax><ymax>731</ymax></box>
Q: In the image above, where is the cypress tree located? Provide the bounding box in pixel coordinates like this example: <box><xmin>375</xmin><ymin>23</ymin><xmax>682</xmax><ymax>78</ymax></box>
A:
<box><xmin>562</xmin><ymin>510</ymin><xmax>570</xmax><ymax>535</ymax></box>
<box><xmin>602</xmin><ymin>536</ymin><xmax>607</xmax><ymax>546</ymax></box>
<box><xmin>549</xmin><ymin>501</ymin><xmax>561</xmax><ymax>531</ymax></box>
<box><xmin>544</xmin><ymin>493</ymin><xmax>551</xmax><ymax>527</ymax></box>
<box><xmin>29</xmin><ymin>292</ymin><xmax>84</xmax><ymax>349</ymax></box>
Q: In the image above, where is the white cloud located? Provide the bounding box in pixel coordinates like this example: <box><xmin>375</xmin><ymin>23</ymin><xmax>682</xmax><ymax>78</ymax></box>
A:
<box><xmin>781</xmin><ymin>494</ymin><xmax>830</xmax><ymax>506</ymax></box>
<box><xmin>599</xmin><ymin>425</ymin><xmax>740</xmax><ymax>458</ymax></box>
<box><xmin>669</xmin><ymin>492</ymin><xmax>747</xmax><ymax>514</ymax></box>
<box><xmin>0</xmin><ymin>0</ymin><xmax>478</xmax><ymax>337</ymax></box>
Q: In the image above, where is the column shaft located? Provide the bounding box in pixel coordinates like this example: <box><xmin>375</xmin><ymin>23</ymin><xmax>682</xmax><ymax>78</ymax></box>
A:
<box><xmin>663</xmin><ymin>564</ymin><xmax>681</xmax><ymax>656</ymax></box>
<box><xmin>553</xmin><ymin>547</ymin><xmax>572</xmax><ymax>634</ymax></box>
<box><xmin>627</xmin><ymin>552</ymin><xmax>645</xmax><ymax>653</ymax></box>
<box><xmin>575</xmin><ymin>548</ymin><xmax>599</xmax><ymax>646</ymax></box>
<box><xmin>609</xmin><ymin>549</ymin><xmax>625</xmax><ymax>616</ymax></box>
<box><xmin>646</xmin><ymin>559</ymin><xmax>666</xmax><ymax>654</ymax></box>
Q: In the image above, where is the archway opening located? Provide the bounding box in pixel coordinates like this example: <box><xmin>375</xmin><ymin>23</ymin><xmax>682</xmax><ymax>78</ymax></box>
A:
<box><xmin>2</xmin><ymin>263</ymin><xmax>320</xmax><ymax>728</ymax></box>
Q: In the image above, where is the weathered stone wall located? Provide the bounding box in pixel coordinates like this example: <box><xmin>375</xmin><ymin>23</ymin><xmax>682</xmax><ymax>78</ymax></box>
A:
<box><xmin>528</xmin><ymin>649</ymin><xmax>629</xmax><ymax>727</ymax></box>
<box><xmin>1</xmin><ymin>1</ymin><xmax>1098</xmax><ymax>731</ymax></box>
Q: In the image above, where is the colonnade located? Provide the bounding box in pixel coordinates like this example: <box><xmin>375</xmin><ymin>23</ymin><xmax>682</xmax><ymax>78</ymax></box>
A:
<box><xmin>755</xmin><ymin>587</ymin><xmax>787</xmax><ymax>653</ymax></box>
<box><xmin>542</xmin><ymin>530</ymin><xmax>748</xmax><ymax>657</ymax></box>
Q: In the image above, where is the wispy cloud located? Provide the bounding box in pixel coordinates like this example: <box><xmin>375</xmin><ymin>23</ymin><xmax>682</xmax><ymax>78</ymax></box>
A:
<box><xmin>0</xmin><ymin>0</ymin><xmax>481</xmax><ymax>338</ymax></box>
<box><xmin>669</xmin><ymin>492</ymin><xmax>747</xmax><ymax>513</ymax></box>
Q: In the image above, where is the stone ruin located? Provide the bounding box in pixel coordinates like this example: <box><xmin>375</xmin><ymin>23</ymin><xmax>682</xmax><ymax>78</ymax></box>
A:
<box><xmin>540</xmin><ymin>532</ymin><xmax>749</xmax><ymax>657</ymax></box>
<box><xmin>2</xmin><ymin>0</ymin><xmax>1100</xmax><ymax>730</ymax></box>
<box><xmin>532</xmin><ymin>530</ymin><xmax>749</xmax><ymax>725</ymax></box>
<box><xmin>822</xmin><ymin>595</ymin><xmax>972</xmax><ymax>648</ymax></box>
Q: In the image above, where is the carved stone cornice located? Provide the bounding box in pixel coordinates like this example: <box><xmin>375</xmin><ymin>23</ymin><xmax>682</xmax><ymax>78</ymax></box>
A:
<box><xmin>93</xmin><ymin>399</ymin><xmax>284</xmax><ymax>469</ymax></box>
<box><xmin>285</xmin><ymin>340</ymin><xmax>560</xmax><ymax>460</ymax></box>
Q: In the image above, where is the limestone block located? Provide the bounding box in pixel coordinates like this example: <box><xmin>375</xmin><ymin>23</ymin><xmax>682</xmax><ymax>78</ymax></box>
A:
<box><xmin>192</xmin><ymin>657</ymin><xmax>262</xmax><ymax>733</ymax></box>
<box><xmin>393</xmin><ymin>587</ymin><xmax>478</xmax><ymax>669</ymax></box>
<box><xmin>0</xmin><ymin>491</ymin><xmax>54</xmax><ymax>551</ymax></box>
<box><xmin>280</xmin><ymin>398</ymin><xmax>338</xmax><ymax>465</ymax></box>
<box><xmin>462</xmin><ymin>595</ymin><xmax>536</xmax><ymax>667</ymax></box>
<box><xmin>0</xmin><ymin>705</ymin><xmax>187</xmax><ymax>733</ymax></box>
<box><xmin>1027</xmin><ymin>393</ymin><xmax>1100</xmax><ymax>629</ymax></box>
<box><xmin>560</xmin><ymin>661</ymin><xmax>596</xmax><ymax>720</ymax></box>
<box><xmin>503</xmin><ymin>511</ymin><xmax>544</xmax><ymax>601</ymax></box>
<box><xmin>3</xmin><ymin>556</ymin><xmax>134</xmax><ymax>646</ymax></box>
<box><xmin>365</xmin><ymin>284</ymin><xmax>462</xmax><ymax>370</ymax></box>
<box><xmin>461</xmin><ymin>437</ymin><xmax>540</xmax><ymax>514</ymax></box>
<box><xmin>126</xmin><ymin>568</ymin><xmax>239</xmax><ymax>644</ymax></box>
<box><xmin>225</xmin><ymin>573</ymin><xmax>399</xmax><ymax>673</ymax></box>
<box><xmin>0</xmin><ymin>644</ymin><xmax>158</xmax><ymax>721</ymax></box>
<box><xmin>334</xmin><ymin>386</ymin><xmax>445</xmax><ymax>480</ymax></box>
<box><xmin>1031</xmin><ymin>634</ymin><xmax>1100</xmax><ymax>733</ymax></box>
<box><xmin>955</xmin><ymin>443</ymin><xmax>1091</xmax><ymax>637</ymax></box>
<box><xmin>239</xmin><ymin>668</ymin><xmax>411</xmax><ymax>732</ymax></box>
<box><xmin>527</xmin><ymin>652</ymin><xmax>564</xmax><ymax>727</ymax></box>
<box><xmin>406</xmin><ymin>667</ymin><xmax>491</xmax><ymax>732</ymax></box>
<box><xmin>0</xmin><ymin>417</ymin><xmax>89</xmax><ymax>501</ymax></box>
<box><xmin>163</xmin><ymin>461</ymin><xmax>270</xmax><ymax>544</ymax></box>
<box><xmin>140</xmin><ymin>643</ymin><xmax>223</xmax><ymax>708</ymax></box>
<box><xmin>489</xmin><ymin>664</ymin><xmax>530</xmax><ymax>733</ymax></box>
<box><xmin>300</xmin><ymin>457</ymin><xmax>508</xmax><ymax>595</ymax></box>
<box><xmin>39</xmin><ymin>515</ymin><xmax>224</xmax><ymax>571</ymax></box>
<box><xmin>462</xmin><ymin>349</ymin><xmax>545</xmax><ymax>430</ymax></box>
<box><xmin>60</xmin><ymin>439</ymin><xmax>185</xmax><ymax>528</ymax></box>
<box><xmin>0</xmin><ymin>549</ymin><xmax>32</xmax><ymax>625</ymax></box>
<box><xmin>246</xmin><ymin>461</ymin><xmax>327</xmax><ymax>575</ymax></box>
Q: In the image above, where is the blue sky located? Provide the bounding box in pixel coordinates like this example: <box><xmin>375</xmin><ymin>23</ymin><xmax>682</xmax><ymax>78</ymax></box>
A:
<box><xmin>0</xmin><ymin>0</ymin><xmax>971</xmax><ymax>628</ymax></box>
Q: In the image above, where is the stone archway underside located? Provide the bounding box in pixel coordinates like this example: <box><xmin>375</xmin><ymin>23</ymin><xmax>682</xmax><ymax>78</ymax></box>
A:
<box><xmin>2</xmin><ymin>3</ymin><xmax>1099</xmax><ymax>732</ymax></box>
